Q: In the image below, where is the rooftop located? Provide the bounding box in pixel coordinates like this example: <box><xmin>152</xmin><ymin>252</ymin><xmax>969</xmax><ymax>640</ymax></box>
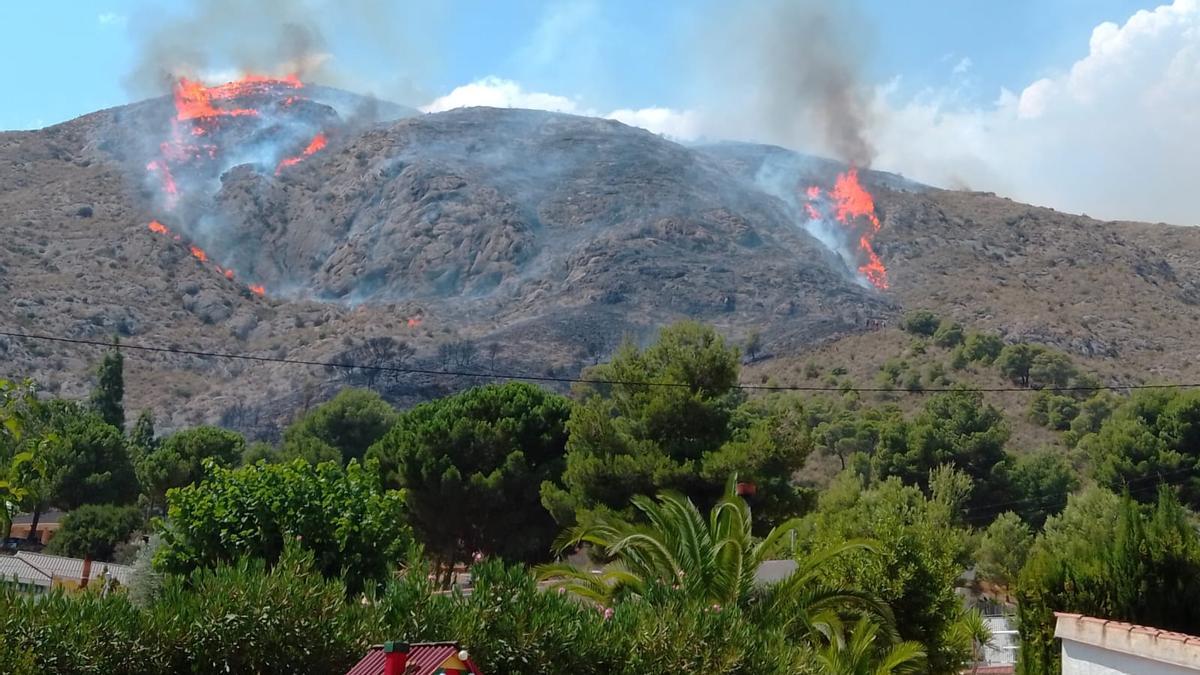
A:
<box><xmin>1054</xmin><ymin>612</ymin><xmax>1200</xmax><ymax>671</ymax></box>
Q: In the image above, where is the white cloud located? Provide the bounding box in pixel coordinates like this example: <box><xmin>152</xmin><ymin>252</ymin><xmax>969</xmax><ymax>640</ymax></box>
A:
<box><xmin>872</xmin><ymin>0</ymin><xmax>1200</xmax><ymax>225</ymax></box>
<box><xmin>422</xmin><ymin>77</ymin><xmax>702</xmax><ymax>140</ymax></box>
<box><xmin>952</xmin><ymin>56</ymin><xmax>973</xmax><ymax>75</ymax></box>
<box><xmin>97</xmin><ymin>12</ymin><xmax>126</xmax><ymax>26</ymax></box>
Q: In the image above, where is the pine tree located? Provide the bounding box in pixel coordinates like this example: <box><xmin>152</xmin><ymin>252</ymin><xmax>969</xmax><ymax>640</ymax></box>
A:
<box><xmin>90</xmin><ymin>341</ymin><xmax>125</xmax><ymax>432</ymax></box>
<box><xmin>129</xmin><ymin>409</ymin><xmax>156</xmax><ymax>458</ymax></box>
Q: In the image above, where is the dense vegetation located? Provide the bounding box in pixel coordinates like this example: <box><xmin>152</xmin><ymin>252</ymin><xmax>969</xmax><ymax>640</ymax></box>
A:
<box><xmin>1</xmin><ymin>317</ymin><xmax>1199</xmax><ymax>674</ymax></box>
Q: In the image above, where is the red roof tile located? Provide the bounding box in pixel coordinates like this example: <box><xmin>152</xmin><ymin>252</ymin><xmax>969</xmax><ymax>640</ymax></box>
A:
<box><xmin>345</xmin><ymin>642</ymin><xmax>482</xmax><ymax>675</ymax></box>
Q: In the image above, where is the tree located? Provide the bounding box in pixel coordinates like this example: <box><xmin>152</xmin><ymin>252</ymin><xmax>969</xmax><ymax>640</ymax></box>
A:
<box><xmin>138</xmin><ymin>426</ymin><xmax>244</xmax><ymax>512</ymax></box>
<box><xmin>931</xmin><ymin>320</ymin><xmax>964</xmax><ymax>348</ymax></box>
<box><xmin>367</xmin><ymin>382</ymin><xmax>570</xmax><ymax>570</ymax></box>
<box><xmin>1079</xmin><ymin>389</ymin><xmax>1200</xmax><ymax>508</ymax></box>
<box><xmin>900</xmin><ymin>310</ymin><xmax>940</xmax><ymax>337</ymax></box>
<box><xmin>280</xmin><ymin>389</ymin><xmax>396</xmax><ymax>465</ymax></box>
<box><xmin>960</xmin><ymin>333</ymin><xmax>1003</xmax><ymax>364</ymax></box>
<box><xmin>1002</xmin><ymin>452</ymin><xmax>1079</xmax><ymax>528</ymax></box>
<box><xmin>1028</xmin><ymin>351</ymin><xmax>1075</xmax><ymax>389</ymax></box>
<box><xmin>994</xmin><ymin>343</ymin><xmax>1044</xmax><ymax>387</ymax></box>
<box><xmin>1017</xmin><ymin>488</ymin><xmax>1200</xmax><ymax>675</ymax></box>
<box><xmin>975</xmin><ymin>512</ymin><xmax>1032</xmax><ymax>591</ymax></box>
<box><xmin>33</xmin><ymin>402</ymin><xmax>138</xmax><ymax>511</ymax></box>
<box><xmin>156</xmin><ymin>459</ymin><xmax>408</xmax><ymax>594</ymax></box>
<box><xmin>128</xmin><ymin>409</ymin><xmax>157</xmax><ymax>459</ymax></box>
<box><xmin>872</xmin><ymin>390</ymin><xmax>1010</xmax><ymax>513</ymax></box>
<box><xmin>796</xmin><ymin>473</ymin><xmax>973</xmax><ymax>674</ymax></box>
<box><xmin>546</xmin><ymin>322</ymin><xmax>807</xmax><ymax>525</ymax></box>
<box><xmin>744</xmin><ymin>331</ymin><xmax>764</xmax><ymax>361</ymax></box>
<box><xmin>813</xmin><ymin>617</ymin><xmax>926</xmax><ymax>675</ymax></box>
<box><xmin>0</xmin><ymin>380</ymin><xmax>44</xmax><ymax>540</ymax></box>
<box><xmin>89</xmin><ymin>342</ymin><xmax>125</xmax><ymax>431</ymax></box>
<box><xmin>46</xmin><ymin>503</ymin><xmax>141</xmax><ymax>561</ymax></box>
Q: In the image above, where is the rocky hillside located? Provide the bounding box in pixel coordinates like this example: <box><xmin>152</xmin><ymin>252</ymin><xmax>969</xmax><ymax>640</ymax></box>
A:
<box><xmin>2</xmin><ymin>93</ymin><xmax>1199</xmax><ymax>437</ymax></box>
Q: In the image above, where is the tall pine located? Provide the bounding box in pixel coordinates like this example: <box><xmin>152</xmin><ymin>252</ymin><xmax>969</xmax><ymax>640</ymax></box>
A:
<box><xmin>90</xmin><ymin>340</ymin><xmax>125</xmax><ymax>432</ymax></box>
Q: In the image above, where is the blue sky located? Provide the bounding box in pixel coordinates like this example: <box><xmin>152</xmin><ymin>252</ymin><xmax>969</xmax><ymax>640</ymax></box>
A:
<box><xmin>1</xmin><ymin>0</ymin><xmax>1196</xmax><ymax>225</ymax></box>
<box><xmin>0</xmin><ymin>0</ymin><xmax>1156</xmax><ymax>128</ymax></box>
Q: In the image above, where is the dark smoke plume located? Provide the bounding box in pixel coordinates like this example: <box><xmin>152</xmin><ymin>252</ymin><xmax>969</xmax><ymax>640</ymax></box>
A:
<box><xmin>698</xmin><ymin>0</ymin><xmax>876</xmax><ymax>167</ymax></box>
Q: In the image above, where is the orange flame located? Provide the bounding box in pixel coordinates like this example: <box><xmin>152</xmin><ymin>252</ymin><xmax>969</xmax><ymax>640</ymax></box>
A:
<box><xmin>224</xmin><ymin>269</ymin><xmax>235</xmax><ymax>280</ymax></box>
<box><xmin>189</xmin><ymin>245</ymin><xmax>208</xmax><ymax>263</ymax></box>
<box><xmin>803</xmin><ymin>168</ymin><xmax>889</xmax><ymax>290</ymax></box>
<box><xmin>407</xmin><ymin>316</ymin><xmax>423</xmax><ymax>328</ymax></box>
<box><xmin>148</xmin><ymin>220</ymin><xmax>169</xmax><ymax>235</ymax></box>
<box><xmin>275</xmin><ymin>132</ymin><xmax>328</xmax><ymax>175</ymax></box>
<box><xmin>249</xmin><ymin>284</ymin><xmax>266</xmax><ymax>296</ymax></box>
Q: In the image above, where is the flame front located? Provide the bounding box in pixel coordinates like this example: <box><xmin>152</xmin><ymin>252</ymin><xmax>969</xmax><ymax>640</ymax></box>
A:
<box><xmin>275</xmin><ymin>132</ymin><xmax>328</xmax><ymax>175</ymax></box>
<box><xmin>803</xmin><ymin>168</ymin><xmax>889</xmax><ymax>290</ymax></box>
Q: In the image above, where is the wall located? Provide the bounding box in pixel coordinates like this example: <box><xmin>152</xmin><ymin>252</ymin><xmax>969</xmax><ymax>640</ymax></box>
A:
<box><xmin>1061</xmin><ymin>639</ymin><xmax>1199</xmax><ymax>675</ymax></box>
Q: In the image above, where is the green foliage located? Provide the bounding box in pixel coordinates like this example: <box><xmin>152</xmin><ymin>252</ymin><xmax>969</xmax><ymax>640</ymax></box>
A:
<box><xmin>1064</xmin><ymin>392</ymin><xmax>1117</xmax><ymax>446</ymax></box>
<box><xmin>744</xmin><ymin>331</ymin><xmax>764</xmax><ymax>360</ymax></box>
<box><xmin>33</xmin><ymin>402</ymin><xmax>138</xmax><ymax>510</ymax></box>
<box><xmin>975</xmin><ymin>512</ymin><xmax>1032</xmax><ymax>590</ymax></box>
<box><xmin>137</xmin><ymin>426</ymin><xmax>244</xmax><ymax>512</ymax></box>
<box><xmin>548</xmin><ymin>323</ymin><xmax>809</xmax><ymax>527</ymax></box>
<box><xmin>241</xmin><ymin>441</ymin><xmax>279</xmax><ymax>465</ymax></box>
<box><xmin>995</xmin><ymin>343</ymin><xmax>1044</xmax><ymax>387</ymax></box>
<box><xmin>1003</xmin><ymin>452</ymin><xmax>1079</xmax><ymax>528</ymax></box>
<box><xmin>900</xmin><ymin>310</ymin><xmax>940</xmax><ymax>337</ymax></box>
<box><xmin>156</xmin><ymin>459</ymin><xmax>408</xmax><ymax>594</ymax></box>
<box><xmin>280</xmin><ymin>388</ymin><xmax>396</xmax><ymax>465</ymax></box>
<box><xmin>813</xmin><ymin>616</ymin><xmax>926</xmax><ymax>675</ymax></box>
<box><xmin>367</xmin><ymin>382</ymin><xmax>569</xmax><ymax>568</ymax></box>
<box><xmin>960</xmin><ymin>333</ymin><xmax>1003</xmax><ymax>365</ymax></box>
<box><xmin>1028</xmin><ymin>390</ymin><xmax>1078</xmax><ymax>430</ymax></box>
<box><xmin>1017</xmin><ymin>489</ymin><xmax>1200</xmax><ymax>675</ymax></box>
<box><xmin>872</xmin><ymin>390</ymin><xmax>1010</xmax><ymax>513</ymax></box>
<box><xmin>931</xmin><ymin>320</ymin><xmax>964</xmax><ymax>348</ymax></box>
<box><xmin>1028</xmin><ymin>351</ymin><xmax>1076</xmax><ymax>389</ymax></box>
<box><xmin>797</xmin><ymin>474</ymin><xmax>972</xmax><ymax>674</ymax></box>
<box><xmin>46</xmin><ymin>503</ymin><xmax>142</xmax><ymax>561</ymax></box>
<box><xmin>89</xmin><ymin>344</ymin><xmax>125</xmax><ymax>431</ymax></box>
<box><xmin>0</xmin><ymin>380</ymin><xmax>43</xmax><ymax>540</ymax></box>
<box><xmin>128</xmin><ymin>410</ymin><xmax>157</xmax><ymax>459</ymax></box>
<box><xmin>1079</xmin><ymin>389</ymin><xmax>1200</xmax><ymax>508</ymax></box>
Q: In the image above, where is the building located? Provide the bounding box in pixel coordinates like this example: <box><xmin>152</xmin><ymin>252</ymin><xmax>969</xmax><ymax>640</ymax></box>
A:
<box><xmin>347</xmin><ymin>642</ymin><xmax>482</xmax><ymax>675</ymax></box>
<box><xmin>0</xmin><ymin>551</ymin><xmax>133</xmax><ymax>594</ymax></box>
<box><xmin>1055</xmin><ymin>612</ymin><xmax>1200</xmax><ymax>674</ymax></box>
<box><xmin>7</xmin><ymin>509</ymin><xmax>67</xmax><ymax>545</ymax></box>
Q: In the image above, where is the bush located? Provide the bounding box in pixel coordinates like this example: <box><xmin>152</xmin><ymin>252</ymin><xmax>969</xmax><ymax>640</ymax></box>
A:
<box><xmin>900</xmin><ymin>310</ymin><xmax>940</xmax><ymax>337</ymax></box>
<box><xmin>932</xmin><ymin>320</ymin><xmax>964</xmax><ymax>348</ymax></box>
<box><xmin>46</xmin><ymin>504</ymin><xmax>142</xmax><ymax>561</ymax></box>
<box><xmin>960</xmin><ymin>333</ymin><xmax>1003</xmax><ymax>364</ymax></box>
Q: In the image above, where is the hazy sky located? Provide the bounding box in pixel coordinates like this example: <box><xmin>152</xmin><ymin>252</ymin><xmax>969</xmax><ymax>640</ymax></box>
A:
<box><xmin>2</xmin><ymin>0</ymin><xmax>1195</xmax><ymax>225</ymax></box>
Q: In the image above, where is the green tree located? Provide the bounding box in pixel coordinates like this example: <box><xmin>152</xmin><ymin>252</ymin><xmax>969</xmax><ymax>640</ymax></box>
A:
<box><xmin>156</xmin><ymin>459</ymin><xmax>408</xmax><ymax>594</ymax></box>
<box><xmin>547</xmin><ymin>322</ymin><xmax>809</xmax><ymax>526</ymax></box>
<box><xmin>1017</xmin><ymin>488</ymin><xmax>1200</xmax><ymax>675</ymax></box>
<box><xmin>961</xmin><ymin>333</ymin><xmax>1003</xmax><ymax>364</ymax></box>
<box><xmin>1028</xmin><ymin>351</ymin><xmax>1076</xmax><ymax>389</ymax></box>
<box><xmin>994</xmin><ymin>343</ymin><xmax>1044</xmax><ymax>387</ymax></box>
<box><xmin>33</xmin><ymin>402</ymin><xmax>138</xmax><ymax>511</ymax></box>
<box><xmin>872</xmin><ymin>390</ymin><xmax>1010</xmax><ymax>513</ymax></box>
<box><xmin>744</xmin><ymin>331</ymin><xmax>764</xmax><ymax>361</ymax></box>
<box><xmin>931</xmin><ymin>320</ymin><xmax>964</xmax><ymax>348</ymax></box>
<box><xmin>900</xmin><ymin>310</ymin><xmax>940</xmax><ymax>337</ymax></box>
<box><xmin>1079</xmin><ymin>389</ymin><xmax>1200</xmax><ymax>508</ymax></box>
<box><xmin>975</xmin><ymin>512</ymin><xmax>1032</xmax><ymax>591</ymax></box>
<box><xmin>89</xmin><ymin>342</ymin><xmax>125</xmax><ymax>431</ymax></box>
<box><xmin>1003</xmin><ymin>452</ymin><xmax>1079</xmax><ymax>528</ymax></box>
<box><xmin>280</xmin><ymin>388</ymin><xmax>397</xmax><ymax>465</ymax></box>
<box><xmin>813</xmin><ymin>617</ymin><xmax>926</xmax><ymax>675</ymax></box>
<box><xmin>46</xmin><ymin>503</ymin><xmax>142</xmax><ymax>561</ymax></box>
<box><xmin>0</xmin><ymin>381</ymin><xmax>44</xmax><ymax>540</ymax></box>
<box><xmin>128</xmin><ymin>409</ymin><xmax>157</xmax><ymax>458</ymax></box>
<box><xmin>1028</xmin><ymin>391</ymin><xmax>1078</xmax><ymax>430</ymax></box>
<box><xmin>368</xmin><ymin>382</ymin><xmax>569</xmax><ymax>569</ymax></box>
<box><xmin>797</xmin><ymin>473</ymin><xmax>973</xmax><ymax>674</ymax></box>
<box><xmin>138</xmin><ymin>426</ymin><xmax>244</xmax><ymax>512</ymax></box>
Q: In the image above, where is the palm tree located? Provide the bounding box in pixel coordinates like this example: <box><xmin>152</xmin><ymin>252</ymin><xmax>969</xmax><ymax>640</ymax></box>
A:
<box><xmin>537</xmin><ymin>477</ymin><xmax>889</xmax><ymax>626</ymax></box>
<box><xmin>813</xmin><ymin>616</ymin><xmax>926</xmax><ymax>675</ymax></box>
<box><xmin>950</xmin><ymin>607</ymin><xmax>995</xmax><ymax>674</ymax></box>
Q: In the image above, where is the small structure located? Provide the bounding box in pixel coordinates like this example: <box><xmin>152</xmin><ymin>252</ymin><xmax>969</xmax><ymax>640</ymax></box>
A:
<box><xmin>8</xmin><ymin>509</ymin><xmax>67</xmax><ymax>545</ymax></box>
<box><xmin>0</xmin><ymin>552</ymin><xmax>132</xmax><ymax>594</ymax></box>
<box><xmin>1055</xmin><ymin>612</ymin><xmax>1200</xmax><ymax>674</ymax></box>
<box><xmin>346</xmin><ymin>641</ymin><xmax>482</xmax><ymax>675</ymax></box>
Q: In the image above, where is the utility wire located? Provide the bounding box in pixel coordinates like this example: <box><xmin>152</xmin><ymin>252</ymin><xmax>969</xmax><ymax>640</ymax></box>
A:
<box><xmin>1</xmin><ymin>329</ymin><xmax>1195</xmax><ymax>395</ymax></box>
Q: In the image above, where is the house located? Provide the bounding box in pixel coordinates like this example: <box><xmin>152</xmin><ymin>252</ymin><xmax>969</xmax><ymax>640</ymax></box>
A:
<box><xmin>1055</xmin><ymin>612</ymin><xmax>1200</xmax><ymax>674</ymax></box>
<box><xmin>0</xmin><ymin>551</ymin><xmax>133</xmax><ymax>594</ymax></box>
<box><xmin>347</xmin><ymin>641</ymin><xmax>482</xmax><ymax>675</ymax></box>
<box><xmin>8</xmin><ymin>509</ymin><xmax>67</xmax><ymax>545</ymax></box>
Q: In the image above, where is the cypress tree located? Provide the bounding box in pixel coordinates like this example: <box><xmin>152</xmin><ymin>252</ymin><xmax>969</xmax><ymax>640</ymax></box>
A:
<box><xmin>90</xmin><ymin>340</ymin><xmax>125</xmax><ymax>432</ymax></box>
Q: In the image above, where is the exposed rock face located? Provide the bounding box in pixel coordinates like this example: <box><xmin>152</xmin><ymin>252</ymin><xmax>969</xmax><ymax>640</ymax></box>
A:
<box><xmin>3</xmin><ymin>97</ymin><xmax>1200</xmax><ymax>436</ymax></box>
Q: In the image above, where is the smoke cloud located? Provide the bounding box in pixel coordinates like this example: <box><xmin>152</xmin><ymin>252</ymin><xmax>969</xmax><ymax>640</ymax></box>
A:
<box><xmin>695</xmin><ymin>0</ymin><xmax>876</xmax><ymax>167</ymax></box>
<box><xmin>123</xmin><ymin>0</ymin><xmax>438</xmax><ymax>105</ymax></box>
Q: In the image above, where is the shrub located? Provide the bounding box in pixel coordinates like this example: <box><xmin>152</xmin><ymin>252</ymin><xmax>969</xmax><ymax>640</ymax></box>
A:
<box><xmin>900</xmin><ymin>310</ymin><xmax>940</xmax><ymax>337</ymax></box>
<box><xmin>46</xmin><ymin>504</ymin><xmax>142</xmax><ymax>561</ymax></box>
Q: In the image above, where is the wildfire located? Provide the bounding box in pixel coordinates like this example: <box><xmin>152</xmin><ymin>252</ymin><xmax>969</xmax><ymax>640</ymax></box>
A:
<box><xmin>147</xmin><ymin>220</ymin><xmax>169</xmax><ymax>235</ymax></box>
<box><xmin>275</xmin><ymin>132</ymin><xmax>328</xmax><ymax>175</ymax></box>
<box><xmin>249</xmin><ymin>284</ymin><xmax>266</xmax><ymax>296</ymax></box>
<box><xmin>407</xmin><ymin>316</ymin><xmax>423</xmax><ymax>328</ymax></box>
<box><xmin>189</xmin><ymin>245</ymin><xmax>208</xmax><ymax>263</ymax></box>
<box><xmin>803</xmin><ymin>168</ymin><xmax>889</xmax><ymax>290</ymax></box>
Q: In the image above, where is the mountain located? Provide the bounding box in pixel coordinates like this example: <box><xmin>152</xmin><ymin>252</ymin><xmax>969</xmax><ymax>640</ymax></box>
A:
<box><xmin>2</xmin><ymin>87</ymin><xmax>1199</xmax><ymax>437</ymax></box>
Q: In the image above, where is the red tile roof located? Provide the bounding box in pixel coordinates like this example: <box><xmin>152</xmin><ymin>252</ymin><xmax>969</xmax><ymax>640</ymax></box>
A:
<box><xmin>346</xmin><ymin>642</ymin><xmax>482</xmax><ymax>675</ymax></box>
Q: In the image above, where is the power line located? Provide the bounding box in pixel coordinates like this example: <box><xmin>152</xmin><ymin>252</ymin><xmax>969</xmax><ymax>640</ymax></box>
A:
<box><xmin>2</xmin><ymin>329</ymin><xmax>1196</xmax><ymax>395</ymax></box>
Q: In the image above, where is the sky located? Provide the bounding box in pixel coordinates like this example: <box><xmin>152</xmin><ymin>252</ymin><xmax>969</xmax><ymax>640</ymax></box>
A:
<box><xmin>1</xmin><ymin>0</ymin><xmax>1195</xmax><ymax>225</ymax></box>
